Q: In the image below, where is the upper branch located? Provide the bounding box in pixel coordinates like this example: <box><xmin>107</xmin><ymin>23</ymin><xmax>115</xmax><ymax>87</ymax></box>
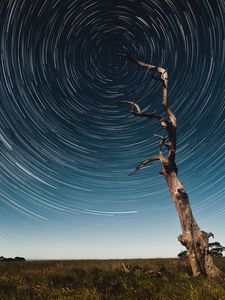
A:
<box><xmin>119</xmin><ymin>54</ymin><xmax>177</xmax><ymax>166</ymax></box>
<box><xmin>102</xmin><ymin>55</ymin><xmax>179</xmax><ymax>175</ymax></box>
<box><xmin>116</xmin><ymin>101</ymin><xmax>168</xmax><ymax>129</ymax></box>
<box><xmin>119</xmin><ymin>54</ymin><xmax>176</xmax><ymax>127</ymax></box>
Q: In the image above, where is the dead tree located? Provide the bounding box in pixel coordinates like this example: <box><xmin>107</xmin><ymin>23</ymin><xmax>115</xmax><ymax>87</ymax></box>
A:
<box><xmin>115</xmin><ymin>55</ymin><xmax>224</xmax><ymax>278</ymax></box>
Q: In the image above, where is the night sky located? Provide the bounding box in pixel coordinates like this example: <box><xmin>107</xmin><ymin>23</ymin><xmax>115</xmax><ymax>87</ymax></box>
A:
<box><xmin>0</xmin><ymin>0</ymin><xmax>225</xmax><ymax>259</ymax></box>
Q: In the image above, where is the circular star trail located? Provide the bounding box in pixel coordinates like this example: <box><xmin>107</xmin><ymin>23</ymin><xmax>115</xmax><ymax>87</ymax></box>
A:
<box><xmin>0</xmin><ymin>0</ymin><xmax>225</xmax><ymax>226</ymax></box>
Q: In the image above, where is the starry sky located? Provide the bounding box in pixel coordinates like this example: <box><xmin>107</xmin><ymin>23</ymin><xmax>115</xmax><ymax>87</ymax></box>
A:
<box><xmin>0</xmin><ymin>0</ymin><xmax>225</xmax><ymax>260</ymax></box>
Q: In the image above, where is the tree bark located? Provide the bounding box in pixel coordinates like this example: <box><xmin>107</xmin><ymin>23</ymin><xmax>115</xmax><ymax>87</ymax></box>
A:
<box><xmin>163</xmin><ymin>170</ymin><xmax>222</xmax><ymax>277</ymax></box>
<box><xmin>117</xmin><ymin>55</ymin><xmax>224</xmax><ymax>278</ymax></box>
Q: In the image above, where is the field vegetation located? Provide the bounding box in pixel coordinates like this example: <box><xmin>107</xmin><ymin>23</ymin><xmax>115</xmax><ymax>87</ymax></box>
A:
<box><xmin>1</xmin><ymin>258</ymin><xmax>225</xmax><ymax>299</ymax></box>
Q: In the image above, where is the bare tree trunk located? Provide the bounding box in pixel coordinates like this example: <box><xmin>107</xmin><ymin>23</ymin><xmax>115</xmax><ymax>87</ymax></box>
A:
<box><xmin>164</xmin><ymin>171</ymin><xmax>222</xmax><ymax>277</ymax></box>
<box><xmin>114</xmin><ymin>55</ymin><xmax>224</xmax><ymax>277</ymax></box>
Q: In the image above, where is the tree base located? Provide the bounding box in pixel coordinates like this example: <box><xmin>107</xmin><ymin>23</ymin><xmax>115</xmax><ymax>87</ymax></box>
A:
<box><xmin>204</xmin><ymin>255</ymin><xmax>225</xmax><ymax>278</ymax></box>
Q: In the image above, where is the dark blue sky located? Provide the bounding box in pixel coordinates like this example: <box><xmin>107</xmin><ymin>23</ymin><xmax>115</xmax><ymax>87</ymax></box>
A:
<box><xmin>0</xmin><ymin>0</ymin><xmax>225</xmax><ymax>259</ymax></box>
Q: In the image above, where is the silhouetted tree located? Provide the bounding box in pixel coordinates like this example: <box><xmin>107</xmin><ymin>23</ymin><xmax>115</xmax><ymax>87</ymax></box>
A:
<box><xmin>178</xmin><ymin>250</ymin><xmax>188</xmax><ymax>259</ymax></box>
<box><xmin>178</xmin><ymin>242</ymin><xmax>225</xmax><ymax>259</ymax></box>
<box><xmin>0</xmin><ymin>256</ymin><xmax>26</xmax><ymax>262</ymax></box>
<box><xmin>209</xmin><ymin>242</ymin><xmax>225</xmax><ymax>257</ymax></box>
<box><xmin>113</xmin><ymin>55</ymin><xmax>224</xmax><ymax>278</ymax></box>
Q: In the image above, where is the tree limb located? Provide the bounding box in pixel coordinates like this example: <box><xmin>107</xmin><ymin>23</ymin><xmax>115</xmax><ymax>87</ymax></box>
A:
<box><xmin>116</xmin><ymin>100</ymin><xmax>168</xmax><ymax>128</ymax></box>
<box><xmin>116</xmin><ymin>100</ymin><xmax>142</xmax><ymax>114</ymax></box>
<box><xmin>119</xmin><ymin>54</ymin><xmax>176</xmax><ymax>126</ymax></box>
<box><xmin>119</xmin><ymin>54</ymin><xmax>177</xmax><ymax>166</ymax></box>
<box><xmin>134</xmin><ymin>112</ymin><xmax>168</xmax><ymax>129</ymax></box>
<box><xmin>129</xmin><ymin>156</ymin><xmax>160</xmax><ymax>176</ymax></box>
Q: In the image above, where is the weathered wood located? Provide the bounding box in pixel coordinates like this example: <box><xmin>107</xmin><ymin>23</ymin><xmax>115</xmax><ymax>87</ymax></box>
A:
<box><xmin>145</xmin><ymin>268</ymin><xmax>163</xmax><ymax>277</ymax></box>
<box><xmin>122</xmin><ymin>262</ymin><xmax>131</xmax><ymax>273</ymax></box>
<box><xmin>117</xmin><ymin>55</ymin><xmax>224</xmax><ymax>278</ymax></box>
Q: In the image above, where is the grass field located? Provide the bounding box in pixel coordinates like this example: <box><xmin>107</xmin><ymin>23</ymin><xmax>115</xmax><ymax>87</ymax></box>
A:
<box><xmin>1</xmin><ymin>258</ymin><xmax>225</xmax><ymax>299</ymax></box>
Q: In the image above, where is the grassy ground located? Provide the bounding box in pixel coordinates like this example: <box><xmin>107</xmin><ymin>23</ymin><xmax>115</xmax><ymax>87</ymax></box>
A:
<box><xmin>0</xmin><ymin>258</ymin><xmax>225</xmax><ymax>299</ymax></box>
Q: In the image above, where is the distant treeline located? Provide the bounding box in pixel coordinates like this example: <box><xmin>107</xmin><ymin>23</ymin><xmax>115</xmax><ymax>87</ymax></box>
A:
<box><xmin>0</xmin><ymin>256</ymin><xmax>25</xmax><ymax>262</ymax></box>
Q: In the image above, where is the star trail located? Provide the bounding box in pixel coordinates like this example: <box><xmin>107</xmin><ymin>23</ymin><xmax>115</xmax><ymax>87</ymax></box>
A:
<box><xmin>0</xmin><ymin>0</ymin><xmax>225</xmax><ymax>259</ymax></box>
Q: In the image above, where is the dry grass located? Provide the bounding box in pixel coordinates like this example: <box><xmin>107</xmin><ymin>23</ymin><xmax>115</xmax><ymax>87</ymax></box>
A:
<box><xmin>0</xmin><ymin>258</ymin><xmax>225</xmax><ymax>299</ymax></box>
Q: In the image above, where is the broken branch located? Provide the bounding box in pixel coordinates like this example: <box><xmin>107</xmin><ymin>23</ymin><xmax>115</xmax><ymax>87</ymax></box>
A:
<box><xmin>129</xmin><ymin>156</ymin><xmax>160</xmax><ymax>176</ymax></box>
